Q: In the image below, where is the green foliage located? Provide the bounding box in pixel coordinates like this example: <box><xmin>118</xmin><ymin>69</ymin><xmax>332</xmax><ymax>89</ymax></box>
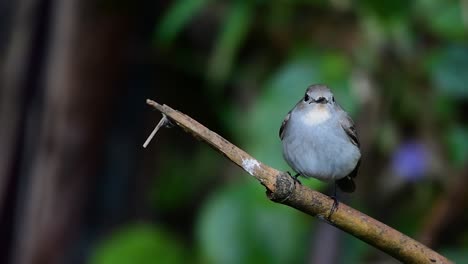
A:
<box><xmin>429</xmin><ymin>46</ymin><xmax>468</xmax><ymax>98</ymax></box>
<box><xmin>155</xmin><ymin>0</ymin><xmax>211</xmax><ymax>45</ymax></box>
<box><xmin>150</xmin><ymin>146</ymin><xmax>219</xmax><ymax>210</ymax></box>
<box><xmin>196</xmin><ymin>180</ymin><xmax>310</xmax><ymax>264</ymax></box>
<box><xmin>434</xmin><ymin>95</ymin><xmax>457</xmax><ymax>123</ymax></box>
<box><xmin>208</xmin><ymin>1</ymin><xmax>253</xmax><ymax>85</ymax></box>
<box><xmin>447</xmin><ymin>126</ymin><xmax>468</xmax><ymax>167</ymax></box>
<box><xmin>440</xmin><ymin>248</ymin><xmax>468</xmax><ymax>263</ymax></box>
<box><xmin>340</xmin><ymin>232</ymin><xmax>371</xmax><ymax>264</ymax></box>
<box><xmin>91</xmin><ymin>224</ymin><xmax>187</xmax><ymax>264</ymax></box>
<box><xmin>415</xmin><ymin>0</ymin><xmax>466</xmax><ymax>40</ymax></box>
<box><xmin>360</xmin><ymin>0</ymin><xmax>409</xmax><ymax>20</ymax></box>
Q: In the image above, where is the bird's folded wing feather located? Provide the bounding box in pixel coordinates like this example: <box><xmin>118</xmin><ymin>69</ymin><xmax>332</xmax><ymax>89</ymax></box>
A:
<box><xmin>336</xmin><ymin>104</ymin><xmax>361</xmax><ymax>180</ymax></box>
<box><xmin>336</xmin><ymin>105</ymin><xmax>360</xmax><ymax>148</ymax></box>
<box><xmin>279</xmin><ymin>111</ymin><xmax>291</xmax><ymax>140</ymax></box>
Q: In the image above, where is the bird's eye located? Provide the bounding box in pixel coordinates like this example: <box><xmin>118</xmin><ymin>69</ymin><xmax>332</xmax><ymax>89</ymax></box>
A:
<box><xmin>316</xmin><ymin>97</ymin><xmax>326</xmax><ymax>103</ymax></box>
<box><xmin>332</xmin><ymin>96</ymin><xmax>335</xmax><ymax>103</ymax></box>
<box><xmin>304</xmin><ymin>94</ymin><xmax>310</xmax><ymax>102</ymax></box>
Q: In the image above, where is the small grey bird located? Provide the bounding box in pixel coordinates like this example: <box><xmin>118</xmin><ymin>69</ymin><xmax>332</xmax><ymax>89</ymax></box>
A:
<box><xmin>279</xmin><ymin>84</ymin><xmax>361</xmax><ymax>199</ymax></box>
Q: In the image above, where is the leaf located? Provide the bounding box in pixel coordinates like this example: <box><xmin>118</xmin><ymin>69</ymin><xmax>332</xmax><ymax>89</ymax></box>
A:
<box><xmin>155</xmin><ymin>0</ymin><xmax>211</xmax><ymax>45</ymax></box>
<box><xmin>440</xmin><ymin>248</ymin><xmax>468</xmax><ymax>263</ymax></box>
<box><xmin>151</xmin><ymin>146</ymin><xmax>219</xmax><ymax>210</ymax></box>
<box><xmin>434</xmin><ymin>95</ymin><xmax>456</xmax><ymax>122</ymax></box>
<box><xmin>414</xmin><ymin>0</ymin><xmax>466</xmax><ymax>40</ymax></box>
<box><xmin>207</xmin><ymin>1</ymin><xmax>252</xmax><ymax>85</ymax></box>
<box><xmin>341</xmin><ymin>231</ymin><xmax>370</xmax><ymax>263</ymax></box>
<box><xmin>91</xmin><ymin>224</ymin><xmax>186</xmax><ymax>264</ymax></box>
<box><xmin>360</xmin><ymin>0</ymin><xmax>409</xmax><ymax>20</ymax></box>
<box><xmin>446</xmin><ymin>126</ymin><xmax>468</xmax><ymax>167</ymax></box>
<box><xmin>429</xmin><ymin>46</ymin><xmax>468</xmax><ymax>98</ymax></box>
<box><xmin>196</xmin><ymin>180</ymin><xmax>310</xmax><ymax>264</ymax></box>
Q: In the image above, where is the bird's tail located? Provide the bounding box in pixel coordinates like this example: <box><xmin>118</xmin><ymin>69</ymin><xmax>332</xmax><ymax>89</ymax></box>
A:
<box><xmin>335</xmin><ymin>176</ymin><xmax>355</xmax><ymax>193</ymax></box>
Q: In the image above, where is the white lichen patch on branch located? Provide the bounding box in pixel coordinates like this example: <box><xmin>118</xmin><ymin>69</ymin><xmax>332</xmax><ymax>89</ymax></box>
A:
<box><xmin>242</xmin><ymin>158</ymin><xmax>260</xmax><ymax>176</ymax></box>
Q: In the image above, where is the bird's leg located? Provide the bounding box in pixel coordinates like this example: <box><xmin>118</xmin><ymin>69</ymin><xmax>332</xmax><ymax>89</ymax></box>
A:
<box><xmin>286</xmin><ymin>172</ymin><xmax>302</xmax><ymax>185</ymax></box>
<box><xmin>328</xmin><ymin>183</ymin><xmax>339</xmax><ymax>219</ymax></box>
<box><xmin>293</xmin><ymin>173</ymin><xmax>302</xmax><ymax>184</ymax></box>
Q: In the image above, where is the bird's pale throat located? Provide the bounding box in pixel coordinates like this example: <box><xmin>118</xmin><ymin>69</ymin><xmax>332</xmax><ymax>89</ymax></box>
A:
<box><xmin>302</xmin><ymin>106</ymin><xmax>331</xmax><ymax>125</ymax></box>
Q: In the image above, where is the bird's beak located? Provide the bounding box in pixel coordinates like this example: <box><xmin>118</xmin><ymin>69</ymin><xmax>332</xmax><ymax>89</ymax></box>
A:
<box><xmin>314</xmin><ymin>97</ymin><xmax>328</xmax><ymax>104</ymax></box>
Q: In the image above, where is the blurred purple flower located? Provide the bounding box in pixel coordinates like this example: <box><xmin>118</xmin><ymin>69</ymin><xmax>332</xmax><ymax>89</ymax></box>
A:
<box><xmin>392</xmin><ymin>141</ymin><xmax>429</xmax><ymax>182</ymax></box>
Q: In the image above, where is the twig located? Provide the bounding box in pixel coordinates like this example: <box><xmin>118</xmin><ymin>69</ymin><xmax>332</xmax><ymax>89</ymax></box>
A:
<box><xmin>144</xmin><ymin>99</ymin><xmax>452</xmax><ymax>264</ymax></box>
<box><xmin>143</xmin><ymin>114</ymin><xmax>170</xmax><ymax>148</ymax></box>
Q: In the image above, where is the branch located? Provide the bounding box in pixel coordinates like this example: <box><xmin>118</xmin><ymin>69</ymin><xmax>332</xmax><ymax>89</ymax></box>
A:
<box><xmin>144</xmin><ymin>99</ymin><xmax>452</xmax><ymax>264</ymax></box>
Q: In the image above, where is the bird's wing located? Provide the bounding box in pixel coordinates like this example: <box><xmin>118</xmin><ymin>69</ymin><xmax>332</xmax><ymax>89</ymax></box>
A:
<box><xmin>279</xmin><ymin>111</ymin><xmax>291</xmax><ymax>140</ymax></box>
<box><xmin>335</xmin><ymin>103</ymin><xmax>361</xmax><ymax>182</ymax></box>
<box><xmin>335</xmin><ymin>105</ymin><xmax>361</xmax><ymax>192</ymax></box>
<box><xmin>341</xmin><ymin>115</ymin><xmax>360</xmax><ymax>148</ymax></box>
<box><xmin>336</xmin><ymin>104</ymin><xmax>360</xmax><ymax>148</ymax></box>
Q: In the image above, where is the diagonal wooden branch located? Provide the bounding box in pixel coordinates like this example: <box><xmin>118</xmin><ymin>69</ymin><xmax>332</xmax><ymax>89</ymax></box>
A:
<box><xmin>144</xmin><ymin>99</ymin><xmax>451</xmax><ymax>264</ymax></box>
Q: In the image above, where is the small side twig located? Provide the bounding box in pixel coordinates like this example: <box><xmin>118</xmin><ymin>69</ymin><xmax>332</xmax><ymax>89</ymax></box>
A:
<box><xmin>143</xmin><ymin>99</ymin><xmax>452</xmax><ymax>264</ymax></box>
<box><xmin>142</xmin><ymin>114</ymin><xmax>170</xmax><ymax>148</ymax></box>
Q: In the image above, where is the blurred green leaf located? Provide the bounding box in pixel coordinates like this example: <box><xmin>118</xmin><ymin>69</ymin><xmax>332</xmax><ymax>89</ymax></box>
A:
<box><xmin>360</xmin><ymin>0</ymin><xmax>409</xmax><ymax>20</ymax></box>
<box><xmin>320</xmin><ymin>53</ymin><xmax>350</xmax><ymax>83</ymax></box>
<box><xmin>440</xmin><ymin>248</ymin><xmax>468</xmax><ymax>263</ymax></box>
<box><xmin>388</xmin><ymin>18</ymin><xmax>414</xmax><ymax>57</ymax></box>
<box><xmin>414</xmin><ymin>0</ymin><xmax>466</xmax><ymax>40</ymax></box>
<box><xmin>357</xmin><ymin>17</ymin><xmax>382</xmax><ymax>70</ymax></box>
<box><xmin>197</xmin><ymin>180</ymin><xmax>309</xmax><ymax>264</ymax></box>
<box><xmin>446</xmin><ymin>126</ymin><xmax>468</xmax><ymax>167</ymax></box>
<box><xmin>91</xmin><ymin>224</ymin><xmax>186</xmax><ymax>264</ymax></box>
<box><xmin>429</xmin><ymin>46</ymin><xmax>468</xmax><ymax>98</ymax></box>
<box><xmin>208</xmin><ymin>1</ymin><xmax>252</xmax><ymax>85</ymax></box>
<box><xmin>377</xmin><ymin>121</ymin><xmax>398</xmax><ymax>154</ymax></box>
<box><xmin>434</xmin><ymin>95</ymin><xmax>456</xmax><ymax>122</ymax></box>
<box><xmin>340</xmin><ymin>231</ymin><xmax>370</xmax><ymax>264</ymax></box>
<box><xmin>155</xmin><ymin>0</ymin><xmax>210</xmax><ymax>45</ymax></box>
<box><xmin>151</xmin><ymin>146</ymin><xmax>219</xmax><ymax>210</ymax></box>
<box><xmin>266</xmin><ymin>1</ymin><xmax>294</xmax><ymax>30</ymax></box>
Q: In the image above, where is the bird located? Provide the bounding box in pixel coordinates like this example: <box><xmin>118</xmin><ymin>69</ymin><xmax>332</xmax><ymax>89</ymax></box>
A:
<box><xmin>279</xmin><ymin>84</ymin><xmax>361</xmax><ymax>215</ymax></box>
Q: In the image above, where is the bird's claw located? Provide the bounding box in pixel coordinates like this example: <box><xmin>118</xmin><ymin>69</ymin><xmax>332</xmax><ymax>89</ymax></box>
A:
<box><xmin>327</xmin><ymin>196</ymin><xmax>339</xmax><ymax>219</ymax></box>
<box><xmin>287</xmin><ymin>171</ymin><xmax>302</xmax><ymax>185</ymax></box>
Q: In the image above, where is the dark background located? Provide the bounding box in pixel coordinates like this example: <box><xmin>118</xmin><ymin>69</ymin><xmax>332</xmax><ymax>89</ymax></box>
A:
<box><xmin>1</xmin><ymin>0</ymin><xmax>467</xmax><ymax>263</ymax></box>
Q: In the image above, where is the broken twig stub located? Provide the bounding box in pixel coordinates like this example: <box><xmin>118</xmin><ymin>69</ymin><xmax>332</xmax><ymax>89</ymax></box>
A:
<box><xmin>143</xmin><ymin>113</ymin><xmax>171</xmax><ymax>148</ymax></box>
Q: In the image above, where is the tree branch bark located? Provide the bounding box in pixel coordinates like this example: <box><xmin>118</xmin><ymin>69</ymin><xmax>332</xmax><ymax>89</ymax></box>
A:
<box><xmin>145</xmin><ymin>99</ymin><xmax>451</xmax><ymax>264</ymax></box>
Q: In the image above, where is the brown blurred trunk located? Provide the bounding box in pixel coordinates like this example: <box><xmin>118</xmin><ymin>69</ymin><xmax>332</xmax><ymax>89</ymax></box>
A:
<box><xmin>0</xmin><ymin>0</ymin><xmax>36</xmax><ymax>200</ymax></box>
<box><xmin>10</xmin><ymin>0</ymin><xmax>129</xmax><ymax>263</ymax></box>
<box><xmin>419</xmin><ymin>169</ymin><xmax>468</xmax><ymax>249</ymax></box>
<box><xmin>0</xmin><ymin>0</ymin><xmax>45</xmax><ymax>262</ymax></box>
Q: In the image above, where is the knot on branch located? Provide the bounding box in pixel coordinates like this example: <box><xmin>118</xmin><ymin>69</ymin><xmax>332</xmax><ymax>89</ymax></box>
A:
<box><xmin>267</xmin><ymin>172</ymin><xmax>296</xmax><ymax>203</ymax></box>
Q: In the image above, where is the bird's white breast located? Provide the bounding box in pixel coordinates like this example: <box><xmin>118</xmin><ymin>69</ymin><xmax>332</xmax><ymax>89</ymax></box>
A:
<box><xmin>301</xmin><ymin>106</ymin><xmax>331</xmax><ymax>126</ymax></box>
